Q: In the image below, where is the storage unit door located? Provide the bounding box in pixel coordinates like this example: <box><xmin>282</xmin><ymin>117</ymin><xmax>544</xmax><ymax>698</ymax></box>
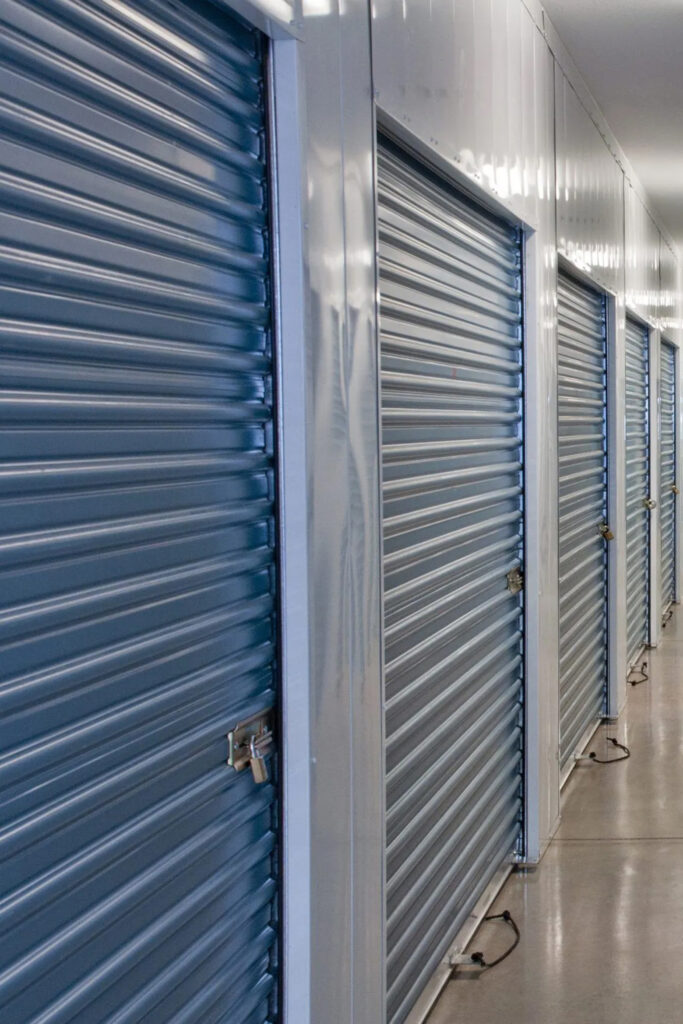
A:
<box><xmin>378</xmin><ymin>136</ymin><xmax>524</xmax><ymax>1024</ymax></box>
<box><xmin>660</xmin><ymin>340</ymin><xmax>677</xmax><ymax>613</ymax></box>
<box><xmin>625</xmin><ymin>318</ymin><xmax>650</xmax><ymax>666</ymax></box>
<box><xmin>0</xmin><ymin>3</ymin><xmax>279</xmax><ymax>1023</ymax></box>
<box><xmin>557</xmin><ymin>273</ymin><xmax>608</xmax><ymax>769</ymax></box>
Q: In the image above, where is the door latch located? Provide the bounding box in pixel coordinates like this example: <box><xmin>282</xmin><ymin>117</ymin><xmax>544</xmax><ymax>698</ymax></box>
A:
<box><xmin>643</xmin><ymin>497</ymin><xmax>657</xmax><ymax>510</ymax></box>
<box><xmin>506</xmin><ymin>567</ymin><xmax>524</xmax><ymax>594</ymax></box>
<box><xmin>228</xmin><ymin>709</ymin><xmax>274</xmax><ymax>785</ymax></box>
<box><xmin>672</xmin><ymin>485</ymin><xmax>680</xmax><ymax>495</ymax></box>
<box><xmin>598</xmin><ymin>521</ymin><xmax>614</xmax><ymax>541</ymax></box>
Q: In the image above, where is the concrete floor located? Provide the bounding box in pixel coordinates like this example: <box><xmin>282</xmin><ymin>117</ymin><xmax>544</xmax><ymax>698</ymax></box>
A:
<box><xmin>428</xmin><ymin>608</ymin><xmax>683</xmax><ymax>1024</ymax></box>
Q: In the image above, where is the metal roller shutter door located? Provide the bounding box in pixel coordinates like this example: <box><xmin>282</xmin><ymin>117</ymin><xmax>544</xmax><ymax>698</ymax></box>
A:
<box><xmin>0</xmin><ymin>3</ymin><xmax>279</xmax><ymax>1022</ymax></box>
<box><xmin>625</xmin><ymin>318</ymin><xmax>650</xmax><ymax>667</ymax></box>
<box><xmin>660</xmin><ymin>340</ymin><xmax>677</xmax><ymax>614</ymax></box>
<box><xmin>378</xmin><ymin>136</ymin><xmax>524</xmax><ymax>1024</ymax></box>
<box><xmin>557</xmin><ymin>273</ymin><xmax>608</xmax><ymax>769</ymax></box>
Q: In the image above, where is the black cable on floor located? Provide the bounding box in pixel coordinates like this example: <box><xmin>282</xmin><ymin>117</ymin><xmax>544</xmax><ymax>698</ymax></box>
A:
<box><xmin>469</xmin><ymin>910</ymin><xmax>520</xmax><ymax>970</ymax></box>
<box><xmin>628</xmin><ymin>660</ymin><xmax>648</xmax><ymax>686</ymax></box>
<box><xmin>589</xmin><ymin>737</ymin><xmax>630</xmax><ymax>764</ymax></box>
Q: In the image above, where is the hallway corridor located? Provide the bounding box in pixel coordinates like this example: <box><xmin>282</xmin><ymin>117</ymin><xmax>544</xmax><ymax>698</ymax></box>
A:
<box><xmin>429</xmin><ymin>608</ymin><xmax>683</xmax><ymax>1024</ymax></box>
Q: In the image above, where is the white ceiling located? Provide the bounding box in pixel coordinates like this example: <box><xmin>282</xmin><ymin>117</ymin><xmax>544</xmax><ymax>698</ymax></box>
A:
<box><xmin>542</xmin><ymin>0</ymin><xmax>683</xmax><ymax>245</ymax></box>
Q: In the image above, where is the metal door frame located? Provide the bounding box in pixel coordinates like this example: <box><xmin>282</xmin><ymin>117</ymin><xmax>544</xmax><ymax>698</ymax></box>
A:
<box><xmin>211</xmin><ymin>4</ymin><xmax>312</xmax><ymax>1020</ymax></box>
<box><xmin>624</xmin><ymin>309</ymin><xmax>653</xmax><ymax>659</ymax></box>
<box><xmin>556</xmin><ymin>258</ymin><xmax>617</xmax><ymax>784</ymax></box>
<box><xmin>267</xmin><ymin>28</ymin><xmax>312</xmax><ymax>1024</ymax></box>
<box><xmin>372</xmin><ymin>108</ymin><xmax>539</xmax><ymax>1024</ymax></box>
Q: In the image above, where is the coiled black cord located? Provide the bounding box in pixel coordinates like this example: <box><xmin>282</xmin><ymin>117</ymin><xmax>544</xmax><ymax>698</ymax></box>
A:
<box><xmin>589</xmin><ymin>736</ymin><xmax>630</xmax><ymax>764</ymax></box>
<box><xmin>628</xmin><ymin>661</ymin><xmax>648</xmax><ymax>687</ymax></box>
<box><xmin>469</xmin><ymin>910</ymin><xmax>520</xmax><ymax>970</ymax></box>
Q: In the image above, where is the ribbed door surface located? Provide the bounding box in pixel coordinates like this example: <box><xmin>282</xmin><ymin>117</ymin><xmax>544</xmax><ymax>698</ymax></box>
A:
<box><xmin>0</xmin><ymin>3</ymin><xmax>279</xmax><ymax>1023</ymax></box>
<box><xmin>557</xmin><ymin>273</ymin><xmax>608</xmax><ymax>769</ymax></box>
<box><xmin>660</xmin><ymin>340</ymin><xmax>677</xmax><ymax>613</ymax></box>
<box><xmin>378</xmin><ymin>137</ymin><xmax>524</xmax><ymax>1024</ymax></box>
<box><xmin>625</xmin><ymin>318</ymin><xmax>650</xmax><ymax>666</ymax></box>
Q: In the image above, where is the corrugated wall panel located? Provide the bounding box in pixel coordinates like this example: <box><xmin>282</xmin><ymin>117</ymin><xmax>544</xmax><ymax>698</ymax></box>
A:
<box><xmin>660</xmin><ymin>340</ymin><xmax>677</xmax><ymax>614</ymax></box>
<box><xmin>557</xmin><ymin>272</ymin><xmax>608</xmax><ymax>768</ymax></box>
<box><xmin>625</xmin><ymin>317</ymin><xmax>650</xmax><ymax>666</ymax></box>
<box><xmin>0</xmin><ymin>2</ymin><xmax>278</xmax><ymax>1022</ymax></box>
<box><xmin>378</xmin><ymin>136</ymin><xmax>524</xmax><ymax>1024</ymax></box>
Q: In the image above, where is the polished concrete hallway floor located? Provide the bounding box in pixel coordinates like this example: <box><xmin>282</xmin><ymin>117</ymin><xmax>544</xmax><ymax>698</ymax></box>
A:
<box><xmin>429</xmin><ymin>608</ymin><xmax>683</xmax><ymax>1024</ymax></box>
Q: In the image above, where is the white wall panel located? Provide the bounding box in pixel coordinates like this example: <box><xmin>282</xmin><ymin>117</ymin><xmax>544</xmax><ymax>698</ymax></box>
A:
<box><xmin>660</xmin><ymin>237</ymin><xmax>680</xmax><ymax>336</ymax></box>
<box><xmin>625</xmin><ymin>183</ymin><xmax>661</xmax><ymax>326</ymax></box>
<box><xmin>297</xmin><ymin>1</ymin><xmax>383</xmax><ymax>1020</ymax></box>
<box><xmin>373</xmin><ymin>0</ymin><xmax>552</xmax><ymax>232</ymax></box>
<box><xmin>555</xmin><ymin>66</ymin><xmax>624</xmax><ymax>296</ymax></box>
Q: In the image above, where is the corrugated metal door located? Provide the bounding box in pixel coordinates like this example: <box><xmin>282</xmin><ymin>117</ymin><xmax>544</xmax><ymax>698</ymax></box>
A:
<box><xmin>660</xmin><ymin>340</ymin><xmax>677</xmax><ymax>614</ymax></box>
<box><xmin>378</xmin><ymin>136</ymin><xmax>524</xmax><ymax>1024</ymax></box>
<box><xmin>0</xmin><ymin>3</ymin><xmax>279</xmax><ymax>1022</ymax></box>
<box><xmin>557</xmin><ymin>272</ymin><xmax>608</xmax><ymax>770</ymax></box>
<box><xmin>625</xmin><ymin>317</ymin><xmax>650</xmax><ymax>667</ymax></box>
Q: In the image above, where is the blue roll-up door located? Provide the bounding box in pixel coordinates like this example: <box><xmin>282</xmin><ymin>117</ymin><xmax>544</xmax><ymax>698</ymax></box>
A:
<box><xmin>557</xmin><ymin>272</ymin><xmax>608</xmax><ymax>770</ymax></box>
<box><xmin>625</xmin><ymin>317</ymin><xmax>651</xmax><ymax>667</ymax></box>
<box><xmin>660</xmin><ymin>340</ymin><xmax>677</xmax><ymax>615</ymax></box>
<box><xmin>378</xmin><ymin>136</ymin><xmax>524</xmax><ymax>1024</ymax></box>
<box><xmin>0</xmin><ymin>3</ymin><xmax>279</xmax><ymax>1022</ymax></box>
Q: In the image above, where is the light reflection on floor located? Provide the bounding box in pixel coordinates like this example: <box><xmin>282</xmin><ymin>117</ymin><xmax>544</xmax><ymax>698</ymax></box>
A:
<box><xmin>429</xmin><ymin>609</ymin><xmax>683</xmax><ymax>1024</ymax></box>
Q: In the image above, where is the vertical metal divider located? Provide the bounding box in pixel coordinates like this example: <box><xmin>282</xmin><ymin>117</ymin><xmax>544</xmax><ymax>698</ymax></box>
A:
<box><xmin>606</xmin><ymin>289</ymin><xmax>628</xmax><ymax>718</ymax></box>
<box><xmin>518</xmin><ymin>223</ymin><xmax>528</xmax><ymax>860</ymax></box>
<box><xmin>521</xmin><ymin>222</ymin><xmax>551</xmax><ymax>863</ymax></box>
<box><xmin>267</xmin><ymin>35</ymin><xmax>313</xmax><ymax>1024</ymax></box>
<box><xmin>371</xmin><ymin>108</ymin><xmax>389</xmax><ymax>1024</ymax></box>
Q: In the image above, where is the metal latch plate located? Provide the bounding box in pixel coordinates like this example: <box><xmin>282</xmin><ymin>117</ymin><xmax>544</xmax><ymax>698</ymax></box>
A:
<box><xmin>228</xmin><ymin>708</ymin><xmax>274</xmax><ymax>784</ymax></box>
<box><xmin>506</xmin><ymin>567</ymin><xmax>524</xmax><ymax>594</ymax></box>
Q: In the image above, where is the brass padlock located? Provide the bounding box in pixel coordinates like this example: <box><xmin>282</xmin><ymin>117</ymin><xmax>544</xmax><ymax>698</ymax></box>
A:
<box><xmin>598</xmin><ymin>521</ymin><xmax>614</xmax><ymax>541</ymax></box>
<box><xmin>672</xmin><ymin>485</ymin><xmax>680</xmax><ymax>495</ymax></box>
<box><xmin>249</xmin><ymin>735</ymin><xmax>270</xmax><ymax>784</ymax></box>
